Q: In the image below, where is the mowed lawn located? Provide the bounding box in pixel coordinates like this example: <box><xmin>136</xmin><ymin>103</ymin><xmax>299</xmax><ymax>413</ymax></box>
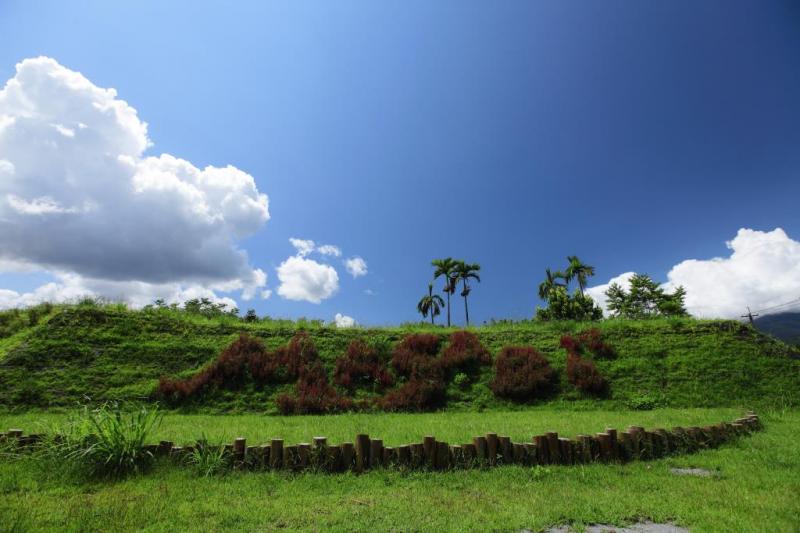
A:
<box><xmin>1</xmin><ymin>408</ymin><xmax>798</xmax><ymax>532</ymax></box>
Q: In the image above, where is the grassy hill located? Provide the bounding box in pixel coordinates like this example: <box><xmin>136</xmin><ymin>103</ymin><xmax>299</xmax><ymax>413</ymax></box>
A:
<box><xmin>0</xmin><ymin>302</ymin><xmax>798</xmax><ymax>411</ymax></box>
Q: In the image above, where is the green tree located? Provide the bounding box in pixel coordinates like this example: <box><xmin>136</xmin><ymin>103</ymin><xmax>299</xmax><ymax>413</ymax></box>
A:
<box><xmin>417</xmin><ymin>283</ymin><xmax>445</xmax><ymax>325</ymax></box>
<box><xmin>538</xmin><ymin>268</ymin><xmax>566</xmax><ymax>300</ymax></box>
<box><xmin>605</xmin><ymin>273</ymin><xmax>689</xmax><ymax>318</ymax></box>
<box><xmin>454</xmin><ymin>260</ymin><xmax>481</xmax><ymax>326</ymax></box>
<box><xmin>564</xmin><ymin>256</ymin><xmax>595</xmax><ymax>295</ymax></box>
<box><xmin>432</xmin><ymin>257</ymin><xmax>459</xmax><ymax>327</ymax></box>
<box><xmin>535</xmin><ymin>286</ymin><xmax>603</xmax><ymax>321</ymax></box>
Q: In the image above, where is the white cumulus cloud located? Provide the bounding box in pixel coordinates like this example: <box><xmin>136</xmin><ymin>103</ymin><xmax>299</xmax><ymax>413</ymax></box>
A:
<box><xmin>317</xmin><ymin>244</ymin><xmax>341</xmax><ymax>257</ymax></box>
<box><xmin>276</xmin><ymin>254</ymin><xmax>339</xmax><ymax>304</ymax></box>
<box><xmin>586</xmin><ymin>228</ymin><xmax>800</xmax><ymax>318</ymax></box>
<box><xmin>0</xmin><ymin>57</ymin><xmax>271</xmax><ymax>306</ymax></box>
<box><xmin>344</xmin><ymin>256</ymin><xmax>368</xmax><ymax>278</ymax></box>
<box><xmin>333</xmin><ymin>313</ymin><xmax>357</xmax><ymax>328</ymax></box>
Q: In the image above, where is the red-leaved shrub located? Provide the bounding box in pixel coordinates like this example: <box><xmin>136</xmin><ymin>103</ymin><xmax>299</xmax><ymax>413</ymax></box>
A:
<box><xmin>379</xmin><ymin>378</ymin><xmax>446</xmax><ymax>412</ymax></box>
<box><xmin>566</xmin><ymin>353</ymin><xmax>608</xmax><ymax>394</ymax></box>
<box><xmin>279</xmin><ymin>361</ymin><xmax>353</xmax><ymax>415</ymax></box>
<box><xmin>559</xmin><ymin>328</ymin><xmax>616</xmax><ymax>360</ymax></box>
<box><xmin>489</xmin><ymin>346</ymin><xmax>557</xmax><ymax>401</ymax></box>
<box><xmin>274</xmin><ymin>331</ymin><xmax>320</xmax><ymax>380</ymax></box>
<box><xmin>391</xmin><ymin>333</ymin><xmax>441</xmax><ymax>378</ymax></box>
<box><xmin>157</xmin><ymin>334</ymin><xmax>271</xmax><ymax>402</ymax></box>
<box><xmin>156</xmin><ymin>332</ymin><xmax>320</xmax><ymax>404</ymax></box>
<box><xmin>333</xmin><ymin>340</ymin><xmax>394</xmax><ymax>391</ymax></box>
<box><xmin>439</xmin><ymin>331</ymin><xmax>492</xmax><ymax>376</ymax></box>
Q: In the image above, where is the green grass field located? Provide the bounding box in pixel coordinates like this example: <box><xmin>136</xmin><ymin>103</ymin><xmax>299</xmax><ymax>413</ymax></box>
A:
<box><xmin>2</xmin><ymin>304</ymin><xmax>798</xmax><ymax>531</ymax></box>
<box><xmin>1</xmin><ymin>408</ymin><xmax>797</xmax><ymax>532</ymax></box>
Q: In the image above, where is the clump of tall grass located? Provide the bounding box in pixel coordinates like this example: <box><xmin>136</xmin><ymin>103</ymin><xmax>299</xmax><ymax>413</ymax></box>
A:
<box><xmin>185</xmin><ymin>435</ymin><xmax>231</xmax><ymax>477</ymax></box>
<box><xmin>42</xmin><ymin>401</ymin><xmax>162</xmax><ymax>479</ymax></box>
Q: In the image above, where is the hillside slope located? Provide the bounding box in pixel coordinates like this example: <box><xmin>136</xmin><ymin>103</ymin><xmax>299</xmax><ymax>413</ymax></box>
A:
<box><xmin>0</xmin><ymin>304</ymin><xmax>798</xmax><ymax>411</ymax></box>
<box><xmin>755</xmin><ymin>312</ymin><xmax>800</xmax><ymax>346</ymax></box>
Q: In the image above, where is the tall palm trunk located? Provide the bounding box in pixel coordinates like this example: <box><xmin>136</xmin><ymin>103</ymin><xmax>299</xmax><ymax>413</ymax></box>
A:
<box><xmin>463</xmin><ymin>284</ymin><xmax>470</xmax><ymax>327</ymax></box>
<box><xmin>445</xmin><ymin>288</ymin><xmax>451</xmax><ymax>327</ymax></box>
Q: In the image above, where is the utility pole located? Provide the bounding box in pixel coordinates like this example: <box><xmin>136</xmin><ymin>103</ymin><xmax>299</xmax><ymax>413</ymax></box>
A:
<box><xmin>741</xmin><ymin>306</ymin><xmax>759</xmax><ymax>325</ymax></box>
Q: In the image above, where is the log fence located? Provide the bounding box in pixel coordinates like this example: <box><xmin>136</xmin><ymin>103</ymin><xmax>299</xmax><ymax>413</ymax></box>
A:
<box><xmin>0</xmin><ymin>412</ymin><xmax>762</xmax><ymax>474</ymax></box>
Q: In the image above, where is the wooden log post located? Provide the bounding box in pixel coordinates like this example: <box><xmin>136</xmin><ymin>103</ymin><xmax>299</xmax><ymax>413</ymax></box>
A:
<box><xmin>473</xmin><ymin>436</ymin><xmax>488</xmax><ymax>465</ymax></box>
<box><xmin>411</xmin><ymin>443</ymin><xmax>424</xmax><ymax>468</ymax></box>
<box><xmin>270</xmin><ymin>439</ymin><xmax>284</xmax><ymax>469</ymax></box>
<box><xmin>341</xmin><ymin>442</ymin><xmax>355</xmax><ymax>472</ymax></box>
<box><xmin>283</xmin><ymin>445</ymin><xmax>299</xmax><ymax>471</ymax></box>
<box><xmin>312</xmin><ymin>437</ymin><xmax>328</xmax><ymax>470</ymax></box>
<box><xmin>327</xmin><ymin>445</ymin><xmax>342</xmax><ymax>472</ymax></box>
<box><xmin>578</xmin><ymin>435</ymin><xmax>593</xmax><ymax>463</ymax></box>
<box><xmin>436</xmin><ymin>441</ymin><xmax>451</xmax><ymax>470</ymax></box>
<box><xmin>558</xmin><ymin>438</ymin><xmax>572</xmax><ymax>465</ymax></box>
<box><xmin>383</xmin><ymin>447</ymin><xmax>393</xmax><ymax>466</ymax></box>
<box><xmin>397</xmin><ymin>445</ymin><xmax>411</xmax><ymax>467</ymax></box>
<box><xmin>158</xmin><ymin>440</ymin><xmax>174</xmax><ymax>456</ymax></box>
<box><xmin>370</xmin><ymin>439</ymin><xmax>384</xmax><ymax>469</ymax></box>
<box><xmin>498</xmin><ymin>436</ymin><xmax>512</xmax><ymax>465</ymax></box>
<box><xmin>512</xmin><ymin>443</ymin><xmax>526</xmax><ymax>465</ymax></box>
<box><xmin>671</xmin><ymin>427</ymin><xmax>688</xmax><ymax>453</ymax></box>
<box><xmin>463</xmin><ymin>443</ymin><xmax>477</xmax><ymax>467</ymax></box>
<box><xmin>605</xmin><ymin>428</ymin><xmax>618</xmax><ymax>460</ymax></box>
<box><xmin>259</xmin><ymin>444</ymin><xmax>271</xmax><ymax>470</ymax></box>
<box><xmin>485</xmin><ymin>433</ymin><xmax>498</xmax><ymax>466</ymax></box>
<box><xmin>687</xmin><ymin>426</ymin><xmax>703</xmax><ymax>449</ymax></box>
<box><xmin>233</xmin><ymin>438</ymin><xmax>246</xmax><ymax>465</ymax></box>
<box><xmin>355</xmin><ymin>434</ymin><xmax>370</xmax><ymax>472</ymax></box>
<box><xmin>618</xmin><ymin>432</ymin><xmax>633</xmax><ymax>461</ymax></box>
<box><xmin>627</xmin><ymin>427</ymin><xmax>641</xmax><ymax>459</ymax></box>
<box><xmin>534</xmin><ymin>435</ymin><xmax>549</xmax><ymax>464</ymax></box>
<box><xmin>297</xmin><ymin>443</ymin><xmax>311</xmax><ymax>469</ymax></box>
<box><xmin>523</xmin><ymin>443</ymin><xmax>538</xmax><ymax>466</ymax></box>
<box><xmin>546</xmin><ymin>432</ymin><xmax>560</xmax><ymax>465</ymax></box>
<box><xmin>653</xmin><ymin>428</ymin><xmax>669</xmax><ymax>456</ymax></box>
<box><xmin>596</xmin><ymin>433</ymin><xmax>611</xmax><ymax>462</ymax></box>
<box><xmin>423</xmin><ymin>436</ymin><xmax>437</xmax><ymax>469</ymax></box>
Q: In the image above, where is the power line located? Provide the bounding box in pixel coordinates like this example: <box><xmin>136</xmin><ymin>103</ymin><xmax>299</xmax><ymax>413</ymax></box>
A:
<box><xmin>754</xmin><ymin>296</ymin><xmax>800</xmax><ymax>315</ymax></box>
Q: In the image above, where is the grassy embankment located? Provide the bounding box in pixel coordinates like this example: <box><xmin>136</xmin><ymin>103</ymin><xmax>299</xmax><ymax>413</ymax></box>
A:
<box><xmin>0</xmin><ymin>408</ymin><xmax>797</xmax><ymax>532</ymax></box>
<box><xmin>0</xmin><ymin>302</ymin><xmax>798</xmax><ymax>411</ymax></box>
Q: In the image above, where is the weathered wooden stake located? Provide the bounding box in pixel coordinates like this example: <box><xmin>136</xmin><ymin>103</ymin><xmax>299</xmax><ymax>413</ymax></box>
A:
<box><xmin>534</xmin><ymin>435</ymin><xmax>549</xmax><ymax>464</ymax></box>
<box><xmin>270</xmin><ymin>439</ymin><xmax>284</xmax><ymax>469</ymax></box>
<box><xmin>546</xmin><ymin>432</ymin><xmax>560</xmax><ymax>464</ymax></box>
<box><xmin>298</xmin><ymin>443</ymin><xmax>311</xmax><ymax>468</ymax></box>
<box><xmin>370</xmin><ymin>439</ymin><xmax>384</xmax><ymax>469</ymax></box>
<box><xmin>423</xmin><ymin>436</ymin><xmax>437</xmax><ymax>468</ymax></box>
<box><xmin>341</xmin><ymin>442</ymin><xmax>355</xmax><ymax>471</ymax></box>
<box><xmin>473</xmin><ymin>436</ymin><xmax>487</xmax><ymax>464</ymax></box>
<box><xmin>486</xmin><ymin>433</ymin><xmax>498</xmax><ymax>466</ymax></box>
<box><xmin>355</xmin><ymin>434</ymin><xmax>370</xmax><ymax>472</ymax></box>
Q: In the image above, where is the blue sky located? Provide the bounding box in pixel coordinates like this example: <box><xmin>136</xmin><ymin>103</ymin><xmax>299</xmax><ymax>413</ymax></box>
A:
<box><xmin>1</xmin><ymin>1</ymin><xmax>799</xmax><ymax>324</ymax></box>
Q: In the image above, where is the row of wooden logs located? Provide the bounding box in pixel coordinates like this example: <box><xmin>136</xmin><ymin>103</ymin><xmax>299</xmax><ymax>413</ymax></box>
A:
<box><xmin>0</xmin><ymin>413</ymin><xmax>760</xmax><ymax>473</ymax></box>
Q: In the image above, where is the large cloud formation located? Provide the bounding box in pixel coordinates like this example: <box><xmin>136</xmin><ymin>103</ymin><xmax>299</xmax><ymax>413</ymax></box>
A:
<box><xmin>587</xmin><ymin>228</ymin><xmax>800</xmax><ymax>318</ymax></box>
<box><xmin>0</xmin><ymin>57</ymin><xmax>270</xmax><ymax>307</ymax></box>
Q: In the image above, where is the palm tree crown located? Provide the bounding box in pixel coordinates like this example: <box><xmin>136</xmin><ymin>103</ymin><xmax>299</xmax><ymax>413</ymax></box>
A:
<box><xmin>432</xmin><ymin>257</ymin><xmax>459</xmax><ymax>327</ymax></box>
<box><xmin>538</xmin><ymin>268</ymin><xmax>566</xmax><ymax>300</ymax></box>
<box><xmin>417</xmin><ymin>283</ymin><xmax>445</xmax><ymax>325</ymax></box>
<box><xmin>564</xmin><ymin>256</ymin><xmax>595</xmax><ymax>295</ymax></box>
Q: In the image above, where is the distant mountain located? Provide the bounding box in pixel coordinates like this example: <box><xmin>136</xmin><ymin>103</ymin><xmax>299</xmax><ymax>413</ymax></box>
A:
<box><xmin>754</xmin><ymin>312</ymin><xmax>800</xmax><ymax>346</ymax></box>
